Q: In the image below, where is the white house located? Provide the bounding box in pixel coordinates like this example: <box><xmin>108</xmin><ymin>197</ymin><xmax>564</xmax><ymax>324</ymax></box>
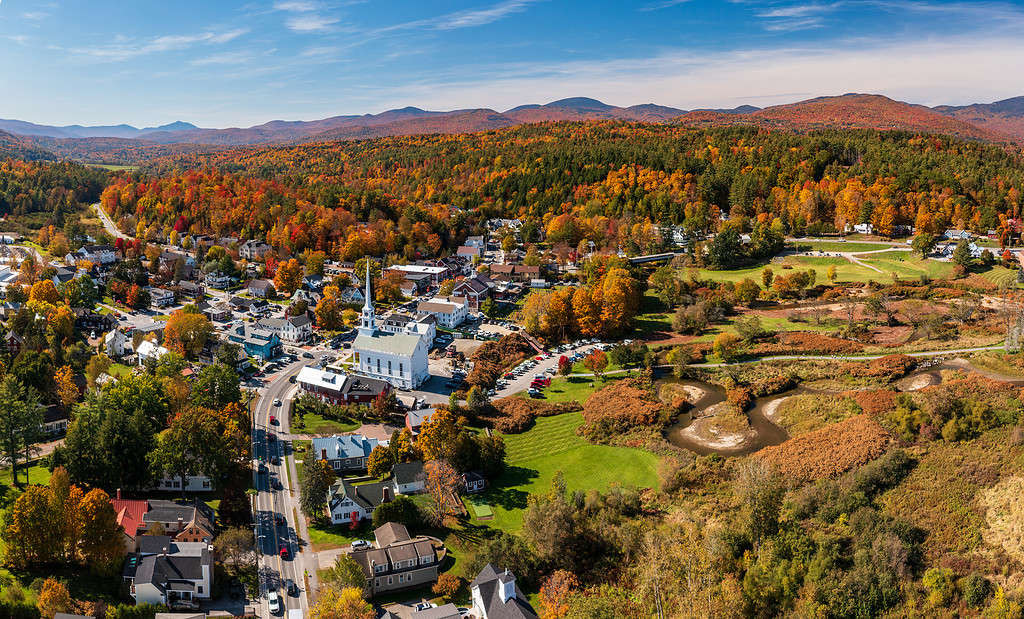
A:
<box><xmin>392</xmin><ymin>462</ymin><xmax>426</xmax><ymax>495</ymax></box>
<box><xmin>416</xmin><ymin>297</ymin><xmax>468</xmax><ymax>329</ymax></box>
<box><xmin>256</xmin><ymin>315</ymin><xmax>312</xmax><ymax>344</ymax></box>
<box><xmin>150</xmin><ymin>287</ymin><xmax>175</xmax><ymax>308</ymax></box>
<box><xmin>205</xmin><ymin>272</ymin><xmax>231</xmax><ymax>289</ymax></box>
<box><xmin>155</xmin><ymin>475</ymin><xmax>213</xmax><ymax>492</ymax></box>
<box><xmin>239</xmin><ymin>240</ymin><xmax>273</xmax><ymax>261</ymax></box>
<box><xmin>76</xmin><ymin>244</ymin><xmax>117</xmax><ymax>265</ymax></box>
<box><xmin>470</xmin><ymin>565</ymin><xmax>538</xmax><ymax>619</ymax></box>
<box><xmin>136</xmin><ymin>339</ymin><xmax>170</xmax><ymax>366</ymax></box>
<box><xmin>126</xmin><ymin>539</ymin><xmax>213</xmax><ymax>608</ymax></box>
<box><xmin>105</xmin><ymin>329</ymin><xmax>130</xmax><ymax>357</ymax></box>
<box><xmin>385</xmin><ymin>264</ymin><xmax>450</xmax><ymax>285</ymax></box>
<box><xmin>353</xmin><ymin>262</ymin><xmax>430</xmax><ymax>389</ymax></box>
<box><xmin>852</xmin><ymin>223</ymin><xmax>873</xmax><ymax>235</ymax></box>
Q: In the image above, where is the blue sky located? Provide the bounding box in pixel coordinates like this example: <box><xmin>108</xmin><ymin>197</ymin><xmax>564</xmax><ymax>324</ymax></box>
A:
<box><xmin>2</xmin><ymin>0</ymin><xmax>1024</xmax><ymax>127</ymax></box>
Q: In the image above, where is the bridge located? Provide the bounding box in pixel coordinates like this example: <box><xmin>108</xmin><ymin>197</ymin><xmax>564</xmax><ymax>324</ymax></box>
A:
<box><xmin>628</xmin><ymin>252</ymin><xmax>685</xmax><ymax>265</ymax></box>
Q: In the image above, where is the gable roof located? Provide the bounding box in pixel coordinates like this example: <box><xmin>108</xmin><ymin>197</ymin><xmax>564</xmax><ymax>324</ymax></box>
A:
<box><xmin>392</xmin><ymin>461</ymin><xmax>425</xmax><ymax>486</ymax></box>
<box><xmin>312</xmin><ymin>434</ymin><xmax>378</xmax><ymax>460</ymax></box>
<box><xmin>328</xmin><ymin>479</ymin><xmax>392</xmax><ymax>512</ymax></box>
<box><xmin>374</xmin><ymin>522</ymin><xmax>411</xmax><ymax>548</ymax></box>
<box><xmin>471</xmin><ymin>564</ymin><xmax>538</xmax><ymax>619</ymax></box>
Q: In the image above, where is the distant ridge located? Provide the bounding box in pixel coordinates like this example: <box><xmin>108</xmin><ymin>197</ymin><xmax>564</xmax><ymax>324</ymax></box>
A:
<box><xmin>933</xmin><ymin>96</ymin><xmax>1024</xmax><ymax>141</ymax></box>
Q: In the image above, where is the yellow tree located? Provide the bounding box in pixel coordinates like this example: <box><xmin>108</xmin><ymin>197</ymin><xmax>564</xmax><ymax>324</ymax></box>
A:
<box><xmin>274</xmin><ymin>258</ymin><xmax>304</xmax><ymax>295</ymax></box>
<box><xmin>417</xmin><ymin>407</ymin><xmax>466</xmax><ymax>462</ymax></box>
<box><xmin>37</xmin><ymin>578</ymin><xmax>74</xmax><ymax>619</ymax></box>
<box><xmin>539</xmin><ymin>570</ymin><xmax>579</xmax><ymax>619</ymax></box>
<box><xmin>163</xmin><ymin>309</ymin><xmax>214</xmax><ymax>359</ymax></box>
<box><xmin>424</xmin><ymin>459</ymin><xmax>462</xmax><ymax>526</ymax></box>
<box><xmin>78</xmin><ymin>488</ymin><xmax>124</xmax><ymax>572</ymax></box>
<box><xmin>29</xmin><ymin>279</ymin><xmax>60</xmax><ymax>305</ymax></box>
<box><xmin>600</xmin><ymin>268</ymin><xmax>639</xmax><ymax>336</ymax></box>
<box><xmin>54</xmin><ymin>366</ymin><xmax>79</xmax><ymax>407</ymax></box>
<box><xmin>573</xmin><ymin>286</ymin><xmax>602</xmax><ymax>338</ymax></box>
<box><xmin>311</xmin><ymin>586</ymin><xmax>374</xmax><ymax>619</ymax></box>
<box><xmin>315</xmin><ymin>286</ymin><xmax>344</xmax><ymax>330</ymax></box>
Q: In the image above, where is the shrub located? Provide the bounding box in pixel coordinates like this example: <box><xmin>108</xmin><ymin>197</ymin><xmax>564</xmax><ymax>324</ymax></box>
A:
<box><xmin>726</xmin><ymin>387</ymin><xmax>754</xmax><ymax>411</ymax></box>
<box><xmin>756</xmin><ymin>415</ymin><xmax>892</xmax><ymax>482</ymax></box>
<box><xmin>466</xmin><ymin>333</ymin><xmax>534</xmax><ymax>388</ymax></box>
<box><xmin>480</xmin><ymin>397</ymin><xmax>582</xmax><ymax>434</ymax></box>
<box><xmin>959</xmin><ymin>573</ymin><xmax>992</xmax><ymax>608</ymax></box>
<box><xmin>713</xmin><ymin>332</ymin><xmax>742</xmax><ymax>362</ymax></box>
<box><xmin>580</xmin><ymin>378</ymin><xmax>670</xmax><ymax>443</ymax></box>
<box><xmin>923</xmin><ymin>567</ymin><xmax>956</xmax><ymax>607</ymax></box>
<box><xmin>432</xmin><ymin>573</ymin><xmax>462</xmax><ymax>598</ymax></box>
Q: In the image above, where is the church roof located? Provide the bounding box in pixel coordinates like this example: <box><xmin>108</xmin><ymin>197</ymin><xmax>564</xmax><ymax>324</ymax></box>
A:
<box><xmin>354</xmin><ymin>331</ymin><xmax>422</xmax><ymax>356</ymax></box>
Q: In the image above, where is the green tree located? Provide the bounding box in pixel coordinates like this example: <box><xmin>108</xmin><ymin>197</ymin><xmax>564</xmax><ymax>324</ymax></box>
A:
<box><xmin>191</xmin><ymin>362</ymin><xmax>241</xmax><ymax>409</ymax></box>
<box><xmin>952</xmin><ymin>239</ymin><xmax>973</xmax><ymax>268</ymax></box>
<box><xmin>300</xmin><ymin>457</ymin><xmax>334</xmax><ymax>520</ymax></box>
<box><xmin>372</xmin><ymin>495</ymin><xmax>421</xmax><ymax>529</ymax></box>
<box><xmin>149</xmin><ymin>406</ymin><xmax>247</xmax><ymax>492</ymax></box>
<box><xmin>214</xmin><ymin>526</ymin><xmax>256</xmax><ymax>575</ymax></box>
<box><xmin>734</xmin><ymin>459</ymin><xmax>783</xmax><ymax>548</ymax></box>
<box><xmin>911</xmin><ymin>232</ymin><xmax>937</xmax><ymax>259</ymax></box>
<box><xmin>707</xmin><ymin>224</ymin><xmax>742</xmax><ymax>270</ymax></box>
<box><xmin>0</xmin><ymin>376</ymin><xmax>43</xmax><ymax>486</ymax></box>
<box><xmin>321</xmin><ymin>554</ymin><xmax>368</xmax><ymax>595</ymax></box>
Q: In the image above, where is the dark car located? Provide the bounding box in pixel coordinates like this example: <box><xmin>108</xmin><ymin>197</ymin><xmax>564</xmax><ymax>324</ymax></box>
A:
<box><xmin>279</xmin><ymin>544</ymin><xmax>289</xmax><ymax>559</ymax></box>
<box><xmin>286</xmin><ymin>579</ymin><xmax>299</xmax><ymax>597</ymax></box>
<box><xmin>275</xmin><ymin>514</ymin><xmax>285</xmax><ymax>526</ymax></box>
<box><xmin>271</xmin><ymin>455</ymin><xmax>280</xmax><ymax>465</ymax></box>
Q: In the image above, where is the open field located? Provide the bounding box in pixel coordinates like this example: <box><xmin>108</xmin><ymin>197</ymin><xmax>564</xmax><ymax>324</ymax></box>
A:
<box><xmin>789</xmin><ymin>240</ymin><xmax>897</xmax><ymax>253</ymax></box>
<box><xmin>293</xmin><ymin>411</ymin><xmax>360</xmax><ymax>435</ymax></box>
<box><xmin>542</xmin><ymin>374</ymin><xmax>627</xmax><ymax>403</ymax></box>
<box><xmin>693</xmin><ymin>252</ymin><xmax>964</xmax><ymax>286</ymax></box>
<box><xmin>479</xmin><ymin>413</ymin><xmax>659</xmax><ymax>532</ymax></box>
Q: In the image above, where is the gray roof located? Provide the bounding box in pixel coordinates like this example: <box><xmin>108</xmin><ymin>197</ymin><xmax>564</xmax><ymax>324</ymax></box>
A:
<box><xmin>138</xmin><ymin>535</ymin><xmax>174</xmax><ymax>555</ymax></box>
<box><xmin>374</xmin><ymin>522</ymin><xmax>411</xmax><ymax>548</ymax></box>
<box><xmin>354</xmin><ymin>331</ymin><xmax>422</xmax><ymax>356</ymax></box>
<box><xmin>288</xmin><ymin>314</ymin><xmax>311</xmax><ymax>327</ymax></box>
<box><xmin>328</xmin><ymin>479</ymin><xmax>392</xmax><ymax>512</ymax></box>
<box><xmin>133</xmin><ymin>553</ymin><xmax>208</xmax><ymax>593</ymax></box>
<box><xmin>471</xmin><ymin>564</ymin><xmax>538</xmax><ymax>619</ymax></box>
<box><xmin>411</xmin><ymin>603</ymin><xmax>461</xmax><ymax>619</ymax></box>
<box><xmin>392</xmin><ymin>461</ymin><xmax>425</xmax><ymax>486</ymax></box>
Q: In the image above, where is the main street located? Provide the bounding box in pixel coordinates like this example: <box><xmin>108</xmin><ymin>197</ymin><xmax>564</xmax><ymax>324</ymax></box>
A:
<box><xmin>251</xmin><ymin>351</ymin><xmax>330</xmax><ymax>617</ymax></box>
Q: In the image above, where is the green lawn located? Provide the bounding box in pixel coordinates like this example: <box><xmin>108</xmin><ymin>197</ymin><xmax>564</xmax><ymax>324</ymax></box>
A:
<box><xmin>542</xmin><ymin>374</ymin><xmax>626</xmax><ymax>403</ymax></box>
<box><xmin>108</xmin><ymin>363</ymin><xmax>133</xmax><ymax>378</ymax></box>
<box><xmin>853</xmin><ymin>251</ymin><xmax>955</xmax><ymax>280</ymax></box>
<box><xmin>307</xmin><ymin>520</ymin><xmax>375</xmax><ymax>551</ymax></box>
<box><xmin>479</xmin><ymin>413</ymin><xmax>660</xmax><ymax>532</ymax></box>
<box><xmin>693</xmin><ymin>253</ymin><xmax>953</xmax><ymax>286</ymax></box>
<box><xmin>981</xmin><ymin>265</ymin><xmax>1022</xmax><ymax>288</ymax></box>
<box><xmin>293</xmin><ymin>412</ymin><xmax>361</xmax><ymax>435</ymax></box>
<box><xmin>789</xmin><ymin>240</ymin><xmax>896</xmax><ymax>253</ymax></box>
<box><xmin>0</xmin><ymin>462</ymin><xmax>52</xmax><ymax>489</ymax></box>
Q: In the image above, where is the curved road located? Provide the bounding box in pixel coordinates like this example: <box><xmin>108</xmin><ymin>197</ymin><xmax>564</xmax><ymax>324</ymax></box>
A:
<box><xmin>93</xmin><ymin>202</ymin><xmax>129</xmax><ymax>240</ymax></box>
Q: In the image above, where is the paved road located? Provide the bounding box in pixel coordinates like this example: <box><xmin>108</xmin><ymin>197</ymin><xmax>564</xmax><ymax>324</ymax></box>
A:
<box><xmin>93</xmin><ymin>202</ymin><xmax>129</xmax><ymax>240</ymax></box>
<box><xmin>252</xmin><ymin>353</ymin><xmax>331</xmax><ymax>618</ymax></box>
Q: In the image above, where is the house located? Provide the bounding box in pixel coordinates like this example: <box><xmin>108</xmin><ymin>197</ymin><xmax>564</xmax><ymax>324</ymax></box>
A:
<box><xmin>205</xmin><ymin>271</ymin><xmax>231</xmax><ymax>289</ymax></box>
<box><xmin>111</xmin><ymin>492</ymin><xmax>215</xmax><ymax>550</ymax></box>
<box><xmin>303</xmin><ymin>274</ymin><xmax>325</xmax><ymax>291</ymax></box>
<box><xmin>74</xmin><ymin>308</ymin><xmax>117</xmax><ymax>333</ymax></box>
<box><xmin>327</xmin><ymin>479</ymin><xmax>393</xmax><ymax>523</ymax></box>
<box><xmin>291</xmin><ymin>288</ymin><xmax>322</xmax><ymax>308</ymax></box>
<box><xmin>155</xmin><ymin>474</ymin><xmax>214</xmax><ymax>493</ymax></box>
<box><xmin>42</xmin><ymin>405</ymin><xmax>68</xmax><ymax>436</ymax></box>
<box><xmin>392</xmin><ymin>461</ymin><xmax>426</xmax><ymax>495</ymax></box>
<box><xmin>413</xmin><ymin>604</ymin><xmax>461</xmax><ymax>619</ymax></box>
<box><xmin>226</xmin><ymin>323</ymin><xmax>281</xmax><ymax>361</ymax></box>
<box><xmin>297</xmin><ymin>367</ymin><xmax>349</xmax><ymax>404</ymax></box>
<box><xmin>339</xmin><ymin>286</ymin><xmax>365</xmax><ymax>304</ymax></box>
<box><xmin>417</xmin><ymin>297</ymin><xmax>468</xmax><ymax>329</ymax></box>
<box><xmin>944</xmin><ymin>229</ymin><xmax>973</xmax><ymax>241</ymax></box>
<box><xmin>136</xmin><ymin>340</ymin><xmax>170</xmax><ymax>366</ymax></box>
<box><xmin>77</xmin><ymin>244</ymin><xmax>117</xmax><ymax>265</ymax></box>
<box><xmin>313</xmin><ymin>434</ymin><xmax>379</xmax><ymax>472</ymax></box>
<box><xmin>342</xmin><ymin>375</ymin><xmax>392</xmax><ymax>404</ymax></box>
<box><xmin>105</xmin><ymin>329</ymin><xmax>130</xmax><ymax>357</ymax></box>
<box><xmin>405</xmin><ymin>409</ymin><xmax>435</xmax><ymax>435</ymax></box>
<box><xmin>470</xmin><ymin>565</ymin><xmax>538</xmax><ymax>619</ymax></box>
<box><xmin>239</xmin><ymin>240</ymin><xmax>273</xmax><ymax>261</ymax></box>
<box><xmin>247</xmin><ymin>279</ymin><xmax>275</xmax><ymax>298</ymax></box>
<box><xmin>452</xmin><ymin>274</ymin><xmax>493</xmax><ymax>312</ymax></box>
<box><xmin>3</xmin><ymin>331</ymin><xmax>23</xmax><ymax>356</ymax></box>
<box><xmin>197</xmin><ymin>301</ymin><xmax>232</xmax><ymax>322</ymax></box>
<box><xmin>399</xmin><ymin>272</ymin><xmax>432</xmax><ymax>298</ymax></box>
<box><xmin>123</xmin><ymin>536</ymin><xmax>213</xmax><ymax>609</ymax></box>
<box><xmin>353</xmin><ymin>264</ymin><xmax>430</xmax><ymax>389</ymax></box>
<box><xmin>350</xmin><ymin>523</ymin><xmax>440</xmax><ymax>597</ymax></box>
<box><xmin>465</xmin><ymin>235</ymin><xmax>485</xmax><ymax>249</ymax></box>
<box><xmin>462</xmin><ymin>471</ymin><xmax>487</xmax><ymax>494</ymax></box>
<box><xmin>852</xmin><ymin>223</ymin><xmax>873</xmax><ymax>235</ymax></box>
<box><xmin>255</xmin><ymin>315</ymin><xmax>312</xmax><ymax>344</ymax></box>
<box><xmin>177</xmin><ymin>281</ymin><xmax>205</xmax><ymax>301</ymax></box>
<box><xmin>150</xmin><ymin>287</ymin><xmax>176</xmax><ymax>308</ymax></box>
<box><xmin>457</xmin><ymin>245</ymin><xmax>482</xmax><ymax>260</ymax></box>
<box><xmin>385</xmin><ymin>264</ymin><xmax>451</xmax><ymax>285</ymax></box>
<box><xmin>489</xmin><ymin>264</ymin><xmax>540</xmax><ymax>283</ymax></box>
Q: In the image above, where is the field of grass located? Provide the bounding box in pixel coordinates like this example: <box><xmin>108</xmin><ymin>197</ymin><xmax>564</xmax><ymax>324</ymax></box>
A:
<box><xmin>478</xmin><ymin>413</ymin><xmax>660</xmax><ymax>532</ymax></box>
<box><xmin>108</xmin><ymin>363</ymin><xmax>133</xmax><ymax>378</ymax></box>
<box><xmin>790</xmin><ymin>240</ymin><xmax>896</xmax><ymax>253</ymax></box>
<box><xmin>0</xmin><ymin>462</ymin><xmax>52</xmax><ymax>489</ymax></box>
<box><xmin>694</xmin><ymin>252</ymin><xmax>954</xmax><ymax>287</ymax></box>
<box><xmin>853</xmin><ymin>251</ymin><xmax>955</xmax><ymax>280</ymax></box>
<box><xmin>307</xmin><ymin>520</ymin><xmax>375</xmax><ymax>551</ymax></box>
<box><xmin>293</xmin><ymin>412</ymin><xmax>360</xmax><ymax>435</ymax></box>
<box><xmin>542</xmin><ymin>374</ymin><xmax>626</xmax><ymax>403</ymax></box>
<box><xmin>770</xmin><ymin>393</ymin><xmax>863</xmax><ymax>436</ymax></box>
<box><xmin>980</xmin><ymin>265</ymin><xmax>1022</xmax><ymax>288</ymax></box>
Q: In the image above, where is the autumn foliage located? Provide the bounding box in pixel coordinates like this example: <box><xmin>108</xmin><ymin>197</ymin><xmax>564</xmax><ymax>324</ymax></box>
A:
<box><xmin>580</xmin><ymin>378</ymin><xmax>670</xmax><ymax>442</ymax></box>
<box><xmin>757</xmin><ymin>414</ymin><xmax>891</xmax><ymax>482</ymax></box>
<box><xmin>481</xmin><ymin>397</ymin><xmax>582</xmax><ymax>434</ymax></box>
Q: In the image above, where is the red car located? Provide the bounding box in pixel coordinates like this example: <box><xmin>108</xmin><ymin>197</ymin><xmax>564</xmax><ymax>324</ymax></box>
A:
<box><xmin>269</xmin><ymin>415</ymin><xmax>276</xmax><ymax>425</ymax></box>
<box><xmin>279</xmin><ymin>545</ymin><xmax>289</xmax><ymax>559</ymax></box>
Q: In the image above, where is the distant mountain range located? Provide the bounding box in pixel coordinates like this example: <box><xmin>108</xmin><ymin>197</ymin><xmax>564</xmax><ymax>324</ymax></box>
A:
<box><xmin>5</xmin><ymin>94</ymin><xmax>1024</xmax><ymax>163</ymax></box>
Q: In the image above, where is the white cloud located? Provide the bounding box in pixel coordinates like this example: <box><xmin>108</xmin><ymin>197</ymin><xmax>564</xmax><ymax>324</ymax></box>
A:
<box><xmin>436</xmin><ymin>0</ymin><xmax>540</xmax><ymax>30</ymax></box>
<box><xmin>273</xmin><ymin>0</ymin><xmax>318</xmax><ymax>10</ymax></box>
<box><xmin>640</xmin><ymin>0</ymin><xmax>692</xmax><ymax>11</ymax></box>
<box><xmin>364</xmin><ymin>36</ymin><xmax>1024</xmax><ymax>112</ymax></box>
<box><xmin>285</xmin><ymin>14</ymin><xmax>339</xmax><ymax>31</ymax></box>
<box><xmin>68</xmin><ymin>28</ymin><xmax>249</xmax><ymax>62</ymax></box>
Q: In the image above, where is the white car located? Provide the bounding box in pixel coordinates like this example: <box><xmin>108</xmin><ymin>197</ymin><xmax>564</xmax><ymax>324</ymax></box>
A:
<box><xmin>268</xmin><ymin>590</ymin><xmax>281</xmax><ymax>614</ymax></box>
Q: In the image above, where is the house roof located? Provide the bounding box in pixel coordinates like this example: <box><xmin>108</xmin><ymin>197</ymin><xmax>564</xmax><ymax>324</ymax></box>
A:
<box><xmin>112</xmin><ymin>496</ymin><xmax>149</xmax><ymax>536</ymax></box>
<box><xmin>288</xmin><ymin>314</ymin><xmax>311</xmax><ymax>327</ymax></box>
<box><xmin>417</xmin><ymin>300</ymin><xmax>462</xmax><ymax>315</ymax></box>
<box><xmin>248</xmin><ymin>279</ymin><xmax>274</xmax><ymax>290</ymax></box>
<box><xmin>138</xmin><ymin>535</ymin><xmax>174</xmax><ymax>555</ymax></box>
<box><xmin>374</xmin><ymin>522</ymin><xmax>411</xmax><ymax>548</ymax></box>
<box><xmin>470</xmin><ymin>564</ymin><xmax>538</xmax><ymax>619</ymax></box>
<box><xmin>328</xmin><ymin>479</ymin><xmax>392</xmax><ymax>512</ymax></box>
<box><xmin>454</xmin><ymin>276</ymin><xmax>490</xmax><ymax>294</ymax></box>
<box><xmin>392</xmin><ymin>461</ymin><xmax>425</xmax><ymax>486</ymax></box>
<box><xmin>297</xmin><ymin>367</ymin><xmax>346</xmax><ymax>394</ymax></box>
<box><xmin>342</xmin><ymin>376</ymin><xmax>390</xmax><ymax>400</ymax></box>
<box><xmin>411</xmin><ymin>603</ymin><xmax>461</xmax><ymax>619</ymax></box>
<box><xmin>313</xmin><ymin>434</ymin><xmax>378</xmax><ymax>460</ymax></box>
<box><xmin>133</xmin><ymin>553</ymin><xmax>208</xmax><ymax>593</ymax></box>
<box><xmin>353</xmin><ymin>331</ymin><xmax>422</xmax><ymax>356</ymax></box>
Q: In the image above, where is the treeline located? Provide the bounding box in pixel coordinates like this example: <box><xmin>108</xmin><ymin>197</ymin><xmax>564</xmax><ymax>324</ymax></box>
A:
<box><xmin>99</xmin><ymin>123</ymin><xmax>1024</xmax><ymax>257</ymax></box>
<box><xmin>0</xmin><ymin>160</ymin><xmax>107</xmax><ymax>225</ymax></box>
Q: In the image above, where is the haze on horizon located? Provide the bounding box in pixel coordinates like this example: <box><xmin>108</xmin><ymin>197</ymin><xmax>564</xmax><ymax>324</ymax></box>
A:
<box><xmin>3</xmin><ymin>0</ymin><xmax>1024</xmax><ymax>128</ymax></box>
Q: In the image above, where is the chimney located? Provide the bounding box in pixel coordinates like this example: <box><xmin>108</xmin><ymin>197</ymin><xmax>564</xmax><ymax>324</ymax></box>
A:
<box><xmin>116</xmin><ymin>488</ymin><xmax>122</xmax><ymax>500</ymax></box>
<box><xmin>499</xmin><ymin>569</ymin><xmax>516</xmax><ymax>603</ymax></box>
<box><xmin>382</xmin><ymin>486</ymin><xmax>392</xmax><ymax>503</ymax></box>
<box><xmin>321</xmin><ymin>448</ymin><xmax>327</xmax><ymax>460</ymax></box>
<box><xmin>177</xmin><ymin>517</ymin><xmax>183</xmax><ymax>531</ymax></box>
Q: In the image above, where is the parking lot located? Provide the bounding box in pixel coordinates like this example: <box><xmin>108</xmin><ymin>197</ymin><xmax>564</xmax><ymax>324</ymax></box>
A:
<box><xmin>493</xmin><ymin>339</ymin><xmax>613</xmax><ymax>398</ymax></box>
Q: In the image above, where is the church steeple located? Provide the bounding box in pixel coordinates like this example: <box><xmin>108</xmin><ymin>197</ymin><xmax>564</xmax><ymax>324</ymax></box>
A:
<box><xmin>358</xmin><ymin>259</ymin><xmax>376</xmax><ymax>336</ymax></box>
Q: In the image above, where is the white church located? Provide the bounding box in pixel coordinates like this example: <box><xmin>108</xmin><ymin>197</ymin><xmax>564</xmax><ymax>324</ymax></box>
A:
<box><xmin>351</xmin><ymin>261</ymin><xmax>430</xmax><ymax>390</ymax></box>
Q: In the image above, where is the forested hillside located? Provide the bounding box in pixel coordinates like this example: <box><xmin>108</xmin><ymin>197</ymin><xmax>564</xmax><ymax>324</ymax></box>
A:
<box><xmin>100</xmin><ymin>122</ymin><xmax>1024</xmax><ymax>258</ymax></box>
<box><xmin>0</xmin><ymin>160</ymin><xmax>107</xmax><ymax>226</ymax></box>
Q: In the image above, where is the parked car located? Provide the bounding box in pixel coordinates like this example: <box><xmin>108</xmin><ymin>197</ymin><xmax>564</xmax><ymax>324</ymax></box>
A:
<box><xmin>351</xmin><ymin>540</ymin><xmax>371</xmax><ymax>551</ymax></box>
<box><xmin>279</xmin><ymin>544</ymin><xmax>289</xmax><ymax>559</ymax></box>
<box><xmin>302</xmin><ymin>352</ymin><xmax>314</xmax><ymax>359</ymax></box>
<box><xmin>269</xmin><ymin>415</ymin><xmax>277</xmax><ymax>425</ymax></box>
<box><xmin>268</xmin><ymin>591</ymin><xmax>281</xmax><ymax>614</ymax></box>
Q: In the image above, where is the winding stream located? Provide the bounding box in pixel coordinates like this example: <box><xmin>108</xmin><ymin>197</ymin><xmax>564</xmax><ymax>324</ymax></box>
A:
<box><xmin>660</xmin><ymin>361</ymin><xmax>1019</xmax><ymax>456</ymax></box>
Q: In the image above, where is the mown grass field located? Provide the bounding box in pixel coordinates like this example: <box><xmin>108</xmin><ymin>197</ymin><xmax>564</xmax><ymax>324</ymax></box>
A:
<box><xmin>789</xmin><ymin>240</ymin><xmax>897</xmax><ymax>253</ymax></box>
<box><xmin>293</xmin><ymin>412</ymin><xmax>360</xmax><ymax>435</ymax></box>
<box><xmin>542</xmin><ymin>374</ymin><xmax>626</xmax><ymax>403</ymax></box>
<box><xmin>479</xmin><ymin>413</ymin><xmax>660</xmax><ymax>532</ymax></box>
<box><xmin>692</xmin><ymin>252</ymin><xmax>957</xmax><ymax>286</ymax></box>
